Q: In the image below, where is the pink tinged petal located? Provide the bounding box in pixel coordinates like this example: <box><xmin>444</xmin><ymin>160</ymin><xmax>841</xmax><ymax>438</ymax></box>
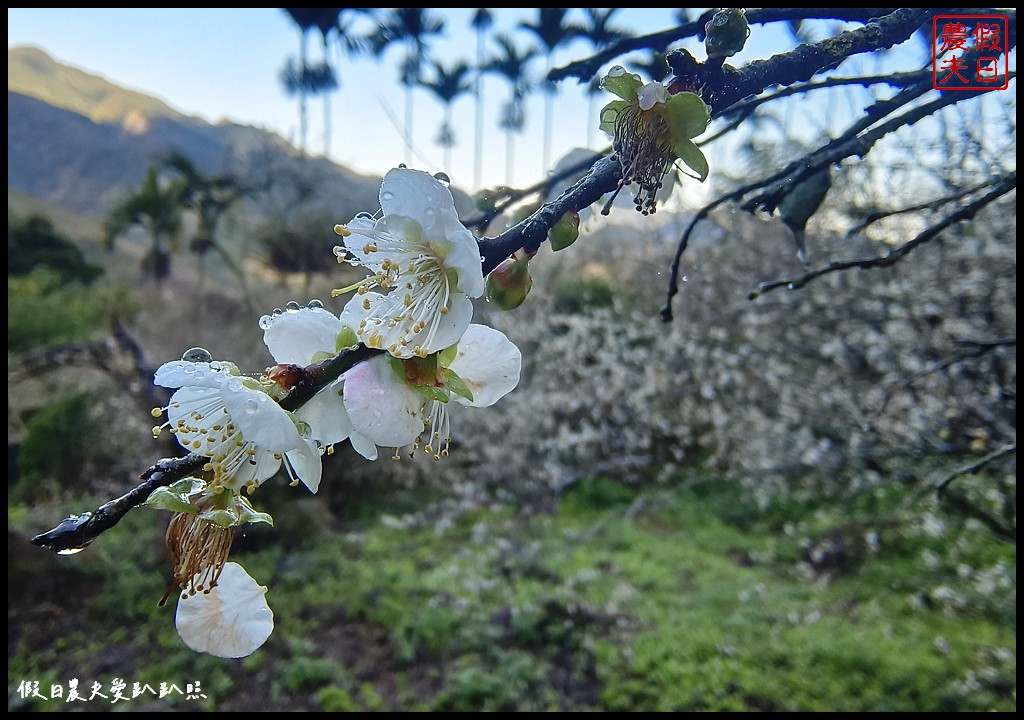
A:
<box><xmin>285</xmin><ymin>440</ymin><xmax>323</xmax><ymax>493</ymax></box>
<box><xmin>154</xmin><ymin>361</ymin><xmax>225</xmax><ymax>389</ymax></box>
<box><xmin>379</xmin><ymin>167</ymin><xmax>460</xmax><ymax>238</ymax></box>
<box><xmin>343</xmin><ymin>356</ymin><xmax>425</xmax><ymax>447</ymax></box>
<box><xmin>263</xmin><ymin>307</ymin><xmax>341</xmax><ymax>366</ymax></box>
<box><xmin>448</xmin><ymin>325</ymin><xmax>522</xmax><ymax>408</ymax></box>
<box><xmin>637</xmin><ymin>81</ymin><xmax>669</xmax><ymax>111</ymax></box>
<box><xmin>296</xmin><ymin>379</ymin><xmax>353</xmax><ymax>445</ymax></box>
<box><xmin>175</xmin><ymin>562</ymin><xmax>274</xmax><ymax>659</ymax></box>
<box><xmin>220</xmin><ymin>382</ymin><xmax>301</xmax><ymax>453</ymax></box>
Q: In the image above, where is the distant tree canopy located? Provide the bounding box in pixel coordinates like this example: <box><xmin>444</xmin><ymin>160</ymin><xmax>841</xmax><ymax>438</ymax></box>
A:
<box><xmin>8</xmin><ymin>213</ymin><xmax>102</xmax><ymax>284</ymax></box>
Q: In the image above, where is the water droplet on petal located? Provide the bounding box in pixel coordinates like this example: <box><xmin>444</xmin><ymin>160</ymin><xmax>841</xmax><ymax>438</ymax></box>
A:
<box><xmin>307</xmin><ymin>299</ymin><xmax>324</xmax><ymax>310</ymax></box>
<box><xmin>285</xmin><ymin>300</ymin><xmax>301</xmax><ymax>313</ymax></box>
<box><xmin>193</xmin><ymin>369</ymin><xmax>206</xmax><ymax>381</ymax></box>
<box><xmin>272</xmin><ymin>307</ymin><xmax>284</xmax><ymax>317</ymax></box>
<box><xmin>227</xmin><ymin>378</ymin><xmax>244</xmax><ymax>391</ymax></box>
<box><xmin>398</xmin><ymin>163</ymin><xmax>407</xmax><ymax>169</ymax></box>
<box><xmin>245</xmin><ymin>398</ymin><xmax>260</xmax><ymax>414</ymax></box>
<box><xmin>382</xmin><ymin>191</ymin><xmax>394</xmax><ymax>202</ymax></box>
<box><xmin>258</xmin><ymin>315</ymin><xmax>273</xmax><ymax>330</ymax></box>
<box><xmin>181</xmin><ymin>347</ymin><xmax>213</xmax><ymax>363</ymax></box>
<box><xmin>433</xmin><ymin>171</ymin><xmax>450</xmax><ymax>187</ymax></box>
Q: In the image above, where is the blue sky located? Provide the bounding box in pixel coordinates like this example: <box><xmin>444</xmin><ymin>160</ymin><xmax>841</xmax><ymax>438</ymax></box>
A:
<box><xmin>8</xmin><ymin>8</ymin><xmax>694</xmax><ymax>191</ymax></box>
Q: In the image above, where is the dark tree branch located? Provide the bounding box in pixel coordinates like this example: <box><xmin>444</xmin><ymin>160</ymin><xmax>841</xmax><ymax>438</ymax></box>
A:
<box><xmin>934</xmin><ymin>443</ymin><xmax>1017</xmax><ymax>498</ymax></box>
<box><xmin>749</xmin><ymin>172</ymin><xmax>1016</xmax><ymax>298</ymax></box>
<box><xmin>464</xmin><ymin>147</ymin><xmax>611</xmax><ymax>233</ymax></box>
<box><xmin>549</xmin><ymin>8</ymin><xmax>904</xmax><ymax>83</ymax></box>
<box><xmin>720</xmin><ymin>69</ymin><xmax>932</xmax><ymax>122</ymax></box>
<box><xmin>478</xmin><ymin>156</ymin><xmax>623</xmax><ymax>275</ymax></box>
<box><xmin>876</xmin><ymin>338</ymin><xmax>1016</xmax><ymax>417</ymax></box>
<box><xmin>663</xmin><ymin>85</ymin><xmax>1010</xmax><ymax>320</ymax></box>
<box><xmin>32</xmin><ymin>454</ymin><xmax>206</xmax><ymax>553</ymax></box>
<box><xmin>685</xmin><ymin>8</ymin><xmax>937</xmax><ymax>116</ymax></box>
<box><xmin>845</xmin><ymin>179</ymin><xmax>1006</xmax><ymax>237</ymax></box>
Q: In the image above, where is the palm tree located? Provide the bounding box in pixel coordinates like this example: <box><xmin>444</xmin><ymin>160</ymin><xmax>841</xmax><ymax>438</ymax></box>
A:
<box><xmin>517</xmin><ymin>9</ymin><xmax>583</xmax><ymax>171</ymax></box>
<box><xmin>369</xmin><ymin>8</ymin><xmax>445</xmax><ymax>165</ymax></box>
<box><xmin>470</xmin><ymin>9</ymin><xmax>493</xmax><ymax>189</ymax></box>
<box><xmin>580</xmin><ymin>9</ymin><xmax>633</xmax><ymax>147</ymax></box>
<box><xmin>104</xmin><ymin>166</ymin><xmax>185</xmax><ymax>287</ymax></box>
<box><xmin>421</xmin><ymin>60</ymin><xmax>473</xmax><ymax>171</ymax></box>
<box><xmin>483</xmin><ymin>33</ymin><xmax>538</xmax><ymax>185</ymax></box>
<box><xmin>159</xmin><ymin>152</ymin><xmax>255</xmax><ymax>309</ymax></box>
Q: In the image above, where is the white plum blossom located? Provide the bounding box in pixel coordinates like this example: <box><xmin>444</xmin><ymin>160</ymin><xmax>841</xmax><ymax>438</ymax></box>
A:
<box><xmin>175</xmin><ymin>561</ymin><xmax>274</xmax><ymax>658</ymax></box>
<box><xmin>343</xmin><ymin>324</ymin><xmax>521</xmax><ymax>459</ymax></box>
<box><xmin>153</xmin><ymin>355</ymin><xmax>322</xmax><ymax>493</ymax></box>
<box><xmin>332</xmin><ymin>167</ymin><xmax>484</xmax><ymax>359</ymax></box>
<box><xmin>261</xmin><ymin>304</ymin><xmax>379</xmax><ymax>460</ymax></box>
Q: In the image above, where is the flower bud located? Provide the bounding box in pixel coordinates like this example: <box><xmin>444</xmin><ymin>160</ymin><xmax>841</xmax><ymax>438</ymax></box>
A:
<box><xmin>704</xmin><ymin>8</ymin><xmax>750</xmax><ymax>61</ymax></box>
<box><xmin>548</xmin><ymin>211</ymin><xmax>580</xmax><ymax>251</ymax></box>
<box><xmin>485</xmin><ymin>253</ymin><xmax>533</xmax><ymax>310</ymax></box>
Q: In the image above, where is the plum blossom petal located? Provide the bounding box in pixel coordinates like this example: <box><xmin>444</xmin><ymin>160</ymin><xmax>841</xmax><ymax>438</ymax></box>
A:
<box><xmin>175</xmin><ymin>562</ymin><xmax>274</xmax><ymax>659</ymax></box>
<box><xmin>335</xmin><ymin>167</ymin><xmax>484</xmax><ymax>358</ymax></box>
<box><xmin>343</xmin><ymin>356</ymin><xmax>426</xmax><ymax>448</ymax></box>
<box><xmin>448</xmin><ymin>325</ymin><xmax>522</xmax><ymax>408</ymax></box>
<box><xmin>263</xmin><ymin>307</ymin><xmax>343</xmax><ymax>366</ymax></box>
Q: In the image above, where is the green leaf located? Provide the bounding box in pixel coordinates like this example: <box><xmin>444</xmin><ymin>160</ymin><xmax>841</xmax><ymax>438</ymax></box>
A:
<box><xmin>600</xmin><ymin>66</ymin><xmax>643</xmax><ymax>101</ymax></box>
<box><xmin>599</xmin><ymin>100</ymin><xmax>629</xmax><ymax>137</ymax></box>
<box><xmin>443</xmin><ymin>370</ymin><xmax>474</xmax><ymax>403</ymax></box>
<box><xmin>665</xmin><ymin>92</ymin><xmax>711</xmax><ymax>140</ymax></box>
<box><xmin>673</xmin><ymin>139</ymin><xmax>710</xmax><ymax>182</ymax></box>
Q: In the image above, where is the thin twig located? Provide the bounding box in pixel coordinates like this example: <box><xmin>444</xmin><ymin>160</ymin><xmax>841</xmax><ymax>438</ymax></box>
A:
<box><xmin>877</xmin><ymin>338</ymin><xmax>1016</xmax><ymax>417</ymax></box>
<box><xmin>749</xmin><ymin>172</ymin><xmax>1016</xmax><ymax>298</ymax></box>
<box><xmin>934</xmin><ymin>443</ymin><xmax>1016</xmax><ymax>498</ymax></box>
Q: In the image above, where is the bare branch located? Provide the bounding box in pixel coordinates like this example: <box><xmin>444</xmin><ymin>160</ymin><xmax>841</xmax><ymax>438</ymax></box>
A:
<box><xmin>31</xmin><ymin>454</ymin><xmax>206</xmax><ymax>553</ymax></box>
<box><xmin>549</xmin><ymin>8</ymin><xmax>904</xmax><ymax>84</ymax></box>
<box><xmin>934</xmin><ymin>443</ymin><xmax>1017</xmax><ymax>497</ymax></box>
<box><xmin>877</xmin><ymin>338</ymin><xmax>1016</xmax><ymax>417</ymax></box>
<box><xmin>749</xmin><ymin>172</ymin><xmax>1016</xmax><ymax>298</ymax></box>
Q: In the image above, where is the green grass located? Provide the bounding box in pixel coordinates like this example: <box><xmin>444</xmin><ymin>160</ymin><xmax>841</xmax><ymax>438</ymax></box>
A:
<box><xmin>7</xmin><ymin>472</ymin><xmax>1016</xmax><ymax>711</ymax></box>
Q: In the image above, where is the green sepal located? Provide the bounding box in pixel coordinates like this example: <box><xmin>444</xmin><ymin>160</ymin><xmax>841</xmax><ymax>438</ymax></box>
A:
<box><xmin>146</xmin><ymin>477</ymin><xmax>205</xmax><ymax>515</ymax></box>
<box><xmin>311</xmin><ymin>350</ymin><xmax>335</xmax><ymax>365</ymax></box>
<box><xmin>599</xmin><ymin>100</ymin><xmax>629</xmax><ymax>137</ymax></box>
<box><xmin>411</xmin><ymin>384</ymin><xmax>450</xmax><ymax>403</ymax></box>
<box><xmin>673</xmin><ymin>139</ymin><xmax>710</xmax><ymax>182</ymax></box>
<box><xmin>387</xmin><ymin>355</ymin><xmax>406</xmax><ymax>383</ymax></box>
<box><xmin>443</xmin><ymin>369</ymin><xmax>474</xmax><ymax>403</ymax></box>
<box><xmin>665</xmin><ymin>92</ymin><xmax>711</xmax><ymax>141</ymax></box>
<box><xmin>336</xmin><ymin>325</ymin><xmax>359</xmax><ymax>351</ymax></box>
<box><xmin>439</xmin><ymin>343</ymin><xmax>458</xmax><ymax>368</ymax></box>
<box><xmin>600</xmin><ymin>66</ymin><xmax>643</xmax><ymax>101</ymax></box>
